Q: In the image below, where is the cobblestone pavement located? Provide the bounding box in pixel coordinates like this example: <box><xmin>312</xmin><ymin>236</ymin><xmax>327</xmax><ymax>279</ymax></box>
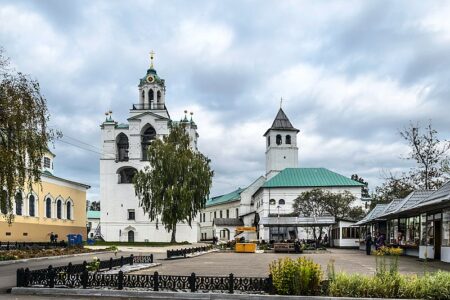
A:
<box><xmin>133</xmin><ymin>248</ymin><xmax>450</xmax><ymax>277</ymax></box>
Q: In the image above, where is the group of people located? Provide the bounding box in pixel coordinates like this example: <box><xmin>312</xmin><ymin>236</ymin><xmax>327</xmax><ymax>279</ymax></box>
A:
<box><xmin>49</xmin><ymin>232</ymin><xmax>59</xmax><ymax>244</ymax></box>
<box><xmin>365</xmin><ymin>231</ymin><xmax>386</xmax><ymax>255</ymax></box>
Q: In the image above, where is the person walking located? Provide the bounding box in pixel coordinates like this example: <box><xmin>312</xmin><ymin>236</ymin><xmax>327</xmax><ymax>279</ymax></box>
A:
<box><xmin>365</xmin><ymin>231</ymin><xmax>373</xmax><ymax>255</ymax></box>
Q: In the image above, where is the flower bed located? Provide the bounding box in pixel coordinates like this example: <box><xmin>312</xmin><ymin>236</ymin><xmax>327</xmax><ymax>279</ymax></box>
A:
<box><xmin>0</xmin><ymin>246</ymin><xmax>103</xmax><ymax>261</ymax></box>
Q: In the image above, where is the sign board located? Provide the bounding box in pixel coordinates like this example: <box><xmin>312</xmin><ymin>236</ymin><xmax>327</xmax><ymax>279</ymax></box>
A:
<box><xmin>236</xmin><ymin>226</ymin><xmax>256</xmax><ymax>232</ymax></box>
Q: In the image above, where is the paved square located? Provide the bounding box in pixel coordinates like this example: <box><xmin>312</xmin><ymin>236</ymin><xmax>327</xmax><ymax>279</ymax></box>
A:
<box><xmin>132</xmin><ymin>249</ymin><xmax>450</xmax><ymax>277</ymax></box>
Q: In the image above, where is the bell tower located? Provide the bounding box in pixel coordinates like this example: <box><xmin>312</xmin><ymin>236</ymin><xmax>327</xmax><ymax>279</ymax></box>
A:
<box><xmin>135</xmin><ymin>51</ymin><xmax>166</xmax><ymax>110</ymax></box>
<box><xmin>264</xmin><ymin>107</ymin><xmax>299</xmax><ymax>179</ymax></box>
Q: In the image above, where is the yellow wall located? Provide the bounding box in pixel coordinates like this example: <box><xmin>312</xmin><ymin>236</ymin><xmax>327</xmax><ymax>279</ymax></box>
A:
<box><xmin>0</xmin><ymin>176</ymin><xmax>88</xmax><ymax>242</ymax></box>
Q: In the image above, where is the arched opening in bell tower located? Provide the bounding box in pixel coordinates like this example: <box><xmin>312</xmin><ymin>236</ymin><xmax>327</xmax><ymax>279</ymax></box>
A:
<box><xmin>141</xmin><ymin>125</ymin><xmax>156</xmax><ymax>160</ymax></box>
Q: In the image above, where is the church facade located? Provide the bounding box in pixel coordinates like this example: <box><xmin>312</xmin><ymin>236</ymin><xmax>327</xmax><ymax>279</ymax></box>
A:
<box><xmin>99</xmin><ymin>55</ymin><xmax>199</xmax><ymax>242</ymax></box>
<box><xmin>199</xmin><ymin>108</ymin><xmax>365</xmax><ymax>242</ymax></box>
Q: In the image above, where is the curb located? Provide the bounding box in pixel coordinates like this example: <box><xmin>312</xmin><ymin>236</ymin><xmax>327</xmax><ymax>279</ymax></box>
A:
<box><xmin>10</xmin><ymin>287</ymin><xmax>414</xmax><ymax>300</ymax></box>
<box><xmin>165</xmin><ymin>249</ymin><xmax>218</xmax><ymax>260</ymax></box>
<box><xmin>0</xmin><ymin>250</ymin><xmax>114</xmax><ymax>266</ymax></box>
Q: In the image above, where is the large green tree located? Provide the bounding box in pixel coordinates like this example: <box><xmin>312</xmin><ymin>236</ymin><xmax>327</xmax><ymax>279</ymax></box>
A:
<box><xmin>133</xmin><ymin>122</ymin><xmax>213</xmax><ymax>243</ymax></box>
<box><xmin>0</xmin><ymin>49</ymin><xmax>55</xmax><ymax>222</ymax></box>
<box><xmin>293</xmin><ymin>189</ymin><xmax>359</xmax><ymax>240</ymax></box>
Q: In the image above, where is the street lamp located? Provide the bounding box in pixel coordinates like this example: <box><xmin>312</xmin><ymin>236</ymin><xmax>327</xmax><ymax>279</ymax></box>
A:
<box><xmin>277</xmin><ymin>205</ymin><xmax>281</xmax><ymax>242</ymax></box>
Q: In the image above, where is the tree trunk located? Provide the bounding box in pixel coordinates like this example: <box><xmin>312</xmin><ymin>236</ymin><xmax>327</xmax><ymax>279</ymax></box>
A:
<box><xmin>170</xmin><ymin>223</ymin><xmax>177</xmax><ymax>243</ymax></box>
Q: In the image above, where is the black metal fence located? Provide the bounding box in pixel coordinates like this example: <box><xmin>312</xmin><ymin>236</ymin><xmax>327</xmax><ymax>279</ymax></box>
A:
<box><xmin>167</xmin><ymin>245</ymin><xmax>213</xmax><ymax>259</ymax></box>
<box><xmin>17</xmin><ymin>269</ymin><xmax>273</xmax><ymax>294</ymax></box>
<box><xmin>16</xmin><ymin>254</ymin><xmax>154</xmax><ymax>288</ymax></box>
<box><xmin>0</xmin><ymin>241</ymin><xmax>67</xmax><ymax>250</ymax></box>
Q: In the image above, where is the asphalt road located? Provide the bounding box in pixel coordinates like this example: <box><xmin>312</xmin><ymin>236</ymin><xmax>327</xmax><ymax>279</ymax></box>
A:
<box><xmin>0</xmin><ymin>251</ymin><xmax>131</xmax><ymax>293</ymax></box>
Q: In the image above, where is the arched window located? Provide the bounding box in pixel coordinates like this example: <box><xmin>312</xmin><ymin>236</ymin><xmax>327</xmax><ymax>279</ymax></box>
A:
<box><xmin>148</xmin><ymin>89</ymin><xmax>154</xmax><ymax>101</ymax></box>
<box><xmin>45</xmin><ymin>198</ymin><xmax>52</xmax><ymax>218</ymax></box>
<box><xmin>56</xmin><ymin>199</ymin><xmax>62</xmax><ymax>219</ymax></box>
<box><xmin>269</xmin><ymin>199</ymin><xmax>276</xmax><ymax>205</ymax></box>
<box><xmin>267</xmin><ymin>136</ymin><xmax>270</xmax><ymax>147</ymax></box>
<box><xmin>141</xmin><ymin>125</ymin><xmax>156</xmax><ymax>160</ymax></box>
<box><xmin>66</xmin><ymin>201</ymin><xmax>72</xmax><ymax>220</ymax></box>
<box><xmin>29</xmin><ymin>195</ymin><xmax>35</xmax><ymax>217</ymax></box>
<box><xmin>286</xmin><ymin>135</ymin><xmax>291</xmax><ymax>144</ymax></box>
<box><xmin>15</xmin><ymin>192</ymin><xmax>22</xmax><ymax>216</ymax></box>
<box><xmin>157</xmin><ymin>90</ymin><xmax>161</xmax><ymax>103</ymax></box>
<box><xmin>118</xmin><ymin>167</ymin><xmax>138</xmax><ymax>184</ymax></box>
<box><xmin>1</xmin><ymin>190</ymin><xmax>8</xmax><ymax>214</ymax></box>
<box><xmin>116</xmin><ymin>133</ymin><xmax>129</xmax><ymax>162</ymax></box>
<box><xmin>279</xmin><ymin>199</ymin><xmax>285</xmax><ymax>205</ymax></box>
<box><xmin>276</xmin><ymin>134</ymin><xmax>282</xmax><ymax>145</ymax></box>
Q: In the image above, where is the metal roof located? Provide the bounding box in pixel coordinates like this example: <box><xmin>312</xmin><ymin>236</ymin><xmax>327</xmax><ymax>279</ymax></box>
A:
<box><xmin>263</xmin><ymin>168</ymin><xmax>364</xmax><ymax>188</ymax></box>
<box><xmin>206</xmin><ymin>188</ymin><xmax>243</xmax><ymax>207</ymax></box>
<box><xmin>260</xmin><ymin>216</ymin><xmax>336</xmax><ymax>227</ymax></box>
<box><xmin>87</xmin><ymin>210</ymin><xmax>100</xmax><ymax>219</ymax></box>
<box><xmin>264</xmin><ymin>108</ymin><xmax>299</xmax><ymax>136</ymax></box>
<box><xmin>382</xmin><ymin>198</ymin><xmax>403</xmax><ymax>215</ymax></box>
<box><xmin>397</xmin><ymin>190</ymin><xmax>435</xmax><ymax>212</ymax></box>
<box><xmin>354</xmin><ymin>204</ymin><xmax>388</xmax><ymax>226</ymax></box>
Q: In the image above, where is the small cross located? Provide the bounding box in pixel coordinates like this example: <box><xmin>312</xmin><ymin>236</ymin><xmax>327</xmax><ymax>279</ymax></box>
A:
<box><xmin>280</xmin><ymin>97</ymin><xmax>283</xmax><ymax>109</ymax></box>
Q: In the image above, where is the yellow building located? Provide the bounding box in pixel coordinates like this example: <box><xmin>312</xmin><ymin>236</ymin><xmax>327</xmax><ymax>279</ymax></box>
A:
<box><xmin>0</xmin><ymin>151</ymin><xmax>90</xmax><ymax>242</ymax></box>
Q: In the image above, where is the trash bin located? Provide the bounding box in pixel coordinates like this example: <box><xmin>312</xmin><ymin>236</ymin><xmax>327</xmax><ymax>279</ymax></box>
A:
<box><xmin>67</xmin><ymin>234</ymin><xmax>83</xmax><ymax>246</ymax></box>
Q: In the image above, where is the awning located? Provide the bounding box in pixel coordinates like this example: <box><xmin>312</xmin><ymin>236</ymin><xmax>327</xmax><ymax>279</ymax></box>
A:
<box><xmin>260</xmin><ymin>216</ymin><xmax>335</xmax><ymax>227</ymax></box>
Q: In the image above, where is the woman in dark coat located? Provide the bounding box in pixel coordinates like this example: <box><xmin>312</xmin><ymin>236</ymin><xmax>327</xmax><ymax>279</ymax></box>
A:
<box><xmin>365</xmin><ymin>232</ymin><xmax>373</xmax><ymax>255</ymax></box>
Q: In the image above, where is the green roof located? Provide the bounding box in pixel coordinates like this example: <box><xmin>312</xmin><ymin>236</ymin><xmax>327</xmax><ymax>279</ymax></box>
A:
<box><xmin>87</xmin><ymin>210</ymin><xmax>100</xmax><ymax>219</ymax></box>
<box><xmin>263</xmin><ymin>168</ymin><xmax>364</xmax><ymax>188</ymax></box>
<box><xmin>206</xmin><ymin>188</ymin><xmax>243</xmax><ymax>207</ymax></box>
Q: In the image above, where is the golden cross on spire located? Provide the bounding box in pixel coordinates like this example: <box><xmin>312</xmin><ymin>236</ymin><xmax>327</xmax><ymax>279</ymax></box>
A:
<box><xmin>149</xmin><ymin>50</ymin><xmax>155</xmax><ymax>68</ymax></box>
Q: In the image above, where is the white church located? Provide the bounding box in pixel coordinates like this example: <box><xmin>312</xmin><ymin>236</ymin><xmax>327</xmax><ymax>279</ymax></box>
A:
<box><xmin>99</xmin><ymin>55</ymin><xmax>366</xmax><ymax>243</ymax></box>
<box><xmin>100</xmin><ymin>54</ymin><xmax>200</xmax><ymax>242</ymax></box>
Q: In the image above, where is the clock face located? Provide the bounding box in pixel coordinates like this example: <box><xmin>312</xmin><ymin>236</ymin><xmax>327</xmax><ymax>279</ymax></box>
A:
<box><xmin>146</xmin><ymin>75</ymin><xmax>154</xmax><ymax>83</ymax></box>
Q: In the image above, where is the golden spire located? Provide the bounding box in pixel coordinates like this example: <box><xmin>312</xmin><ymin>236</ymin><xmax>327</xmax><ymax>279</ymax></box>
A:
<box><xmin>149</xmin><ymin>50</ymin><xmax>155</xmax><ymax>68</ymax></box>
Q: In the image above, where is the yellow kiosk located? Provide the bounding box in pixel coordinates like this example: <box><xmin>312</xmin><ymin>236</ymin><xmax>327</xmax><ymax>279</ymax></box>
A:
<box><xmin>235</xmin><ymin>226</ymin><xmax>257</xmax><ymax>253</ymax></box>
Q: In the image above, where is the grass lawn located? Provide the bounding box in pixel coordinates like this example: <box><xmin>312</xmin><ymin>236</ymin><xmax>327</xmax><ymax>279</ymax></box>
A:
<box><xmin>89</xmin><ymin>241</ymin><xmax>191</xmax><ymax>247</ymax></box>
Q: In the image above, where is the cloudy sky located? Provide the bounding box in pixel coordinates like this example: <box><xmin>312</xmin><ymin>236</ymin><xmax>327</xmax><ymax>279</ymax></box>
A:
<box><xmin>1</xmin><ymin>0</ymin><xmax>450</xmax><ymax>201</ymax></box>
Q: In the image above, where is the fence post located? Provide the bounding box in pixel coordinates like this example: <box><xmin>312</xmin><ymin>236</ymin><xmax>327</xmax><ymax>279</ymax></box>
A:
<box><xmin>24</xmin><ymin>268</ymin><xmax>30</xmax><ymax>287</ymax></box>
<box><xmin>120</xmin><ymin>256</ymin><xmax>124</xmax><ymax>267</ymax></box>
<box><xmin>67</xmin><ymin>262</ymin><xmax>73</xmax><ymax>275</ymax></box>
<box><xmin>150</xmin><ymin>254</ymin><xmax>153</xmax><ymax>263</ymax></box>
<box><xmin>16</xmin><ymin>268</ymin><xmax>24</xmax><ymax>287</ymax></box>
<box><xmin>189</xmin><ymin>272</ymin><xmax>196</xmax><ymax>292</ymax></box>
<box><xmin>228</xmin><ymin>273</ymin><xmax>234</xmax><ymax>294</ymax></box>
<box><xmin>183</xmin><ymin>249</ymin><xmax>186</xmax><ymax>258</ymax></box>
<box><xmin>82</xmin><ymin>261</ymin><xmax>87</xmax><ymax>272</ymax></box>
<box><xmin>47</xmin><ymin>265</ymin><xmax>55</xmax><ymax>288</ymax></box>
<box><xmin>6</xmin><ymin>241</ymin><xmax>9</xmax><ymax>251</ymax></box>
<box><xmin>109</xmin><ymin>258</ymin><xmax>113</xmax><ymax>270</ymax></box>
<box><xmin>81</xmin><ymin>269</ymin><xmax>88</xmax><ymax>289</ymax></box>
<box><xmin>153</xmin><ymin>271</ymin><xmax>159</xmax><ymax>291</ymax></box>
<box><xmin>118</xmin><ymin>271</ymin><xmax>124</xmax><ymax>290</ymax></box>
<box><xmin>130</xmin><ymin>254</ymin><xmax>134</xmax><ymax>265</ymax></box>
<box><xmin>267</xmin><ymin>274</ymin><xmax>274</xmax><ymax>294</ymax></box>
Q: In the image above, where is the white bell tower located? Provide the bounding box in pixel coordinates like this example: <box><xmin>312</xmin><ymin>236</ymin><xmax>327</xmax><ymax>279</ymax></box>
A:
<box><xmin>136</xmin><ymin>51</ymin><xmax>166</xmax><ymax>110</ymax></box>
<box><xmin>264</xmin><ymin>107</ymin><xmax>299</xmax><ymax>179</ymax></box>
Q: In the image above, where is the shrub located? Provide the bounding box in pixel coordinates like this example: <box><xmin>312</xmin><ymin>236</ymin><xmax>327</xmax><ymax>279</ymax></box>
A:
<box><xmin>269</xmin><ymin>257</ymin><xmax>322</xmax><ymax>295</ymax></box>
<box><xmin>374</xmin><ymin>246</ymin><xmax>403</xmax><ymax>256</ymax></box>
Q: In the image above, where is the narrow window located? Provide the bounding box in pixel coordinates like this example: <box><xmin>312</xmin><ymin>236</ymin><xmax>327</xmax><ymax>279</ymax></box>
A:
<box><xmin>236</xmin><ymin>208</ymin><xmax>239</xmax><ymax>219</ymax></box>
<box><xmin>220</xmin><ymin>210</ymin><xmax>223</xmax><ymax>218</ymax></box>
<box><xmin>15</xmin><ymin>193</ymin><xmax>22</xmax><ymax>216</ymax></box>
<box><xmin>29</xmin><ymin>195</ymin><xmax>35</xmax><ymax>217</ymax></box>
<box><xmin>214</xmin><ymin>211</ymin><xmax>217</xmax><ymax>219</ymax></box>
<box><xmin>276</xmin><ymin>134</ymin><xmax>282</xmax><ymax>145</ymax></box>
<box><xmin>148</xmin><ymin>89</ymin><xmax>154</xmax><ymax>101</ymax></box>
<box><xmin>286</xmin><ymin>135</ymin><xmax>291</xmax><ymax>144</ymax></box>
<box><xmin>44</xmin><ymin>157</ymin><xmax>51</xmax><ymax>168</ymax></box>
<box><xmin>56</xmin><ymin>200</ymin><xmax>62</xmax><ymax>219</ymax></box>
<box><xmin>269</xmin><ymin>199</ymin><xmax>276</xmax><ymax>205</ymax></box>
<box><xmin>226</xmin><ymin>209</ymin><xmax>229</xmax><ymax>218</ymax></box>
<box><xmin>279</xmin><ymin>199</ymin><xmax>285</xmax><ymax>205</ymax></box>
<box><xmin>66</xmin><ymin>202</ymin><xmax>72</xmax><ymax>220</ymax></box>
<box><xmin>0</xmin><ymin>191</ymin><xmax>8</xmax><ymax>214</ymax></box>
<box><xmin>118</xmin><ymin>167</ymin><xmax>137</xmax><ymax>184</ymax></box>
<box><xmin>46</xmin><ymin>198</ymin><xmax>52</xmax><ymax>218</ymax></box>
<box><xmin>267</xmin><ymin>136</ymin><xmax>271</xmax><ymax>146</ymax></box>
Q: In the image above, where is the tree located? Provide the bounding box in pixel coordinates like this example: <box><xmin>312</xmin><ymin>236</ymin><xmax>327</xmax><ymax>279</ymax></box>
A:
<box><xmin>400</xmin><ymin>121</ymin><xmax>450</xmax><ymax>190</ymax></box>
<box><xmin>293</xmin><ymin>189</ymin><xmax>357</xmax><ymax>241</ymax></box>
<box><xmin>133</xmin><ymin>123</ymin><xmax>213</xmax><ymax>243</ymax></box>
<box><xmin>351</xmin><ymin>174</ymin><xmax>369</xmax><ymax>198</ymax></box>
<box><xmin>0</xmin><ymin>49</ymin><xmax>56</xmax><ymax>223</ymax></box>
<box><xmin>86</xmin><ymin>200</ymin><xmax>100</xmax><ymax>211</ymax></box>
<box><xmin>370</xmin><ymin>172</ymin><xmax>414</xmax><ymax>210</ymax></box>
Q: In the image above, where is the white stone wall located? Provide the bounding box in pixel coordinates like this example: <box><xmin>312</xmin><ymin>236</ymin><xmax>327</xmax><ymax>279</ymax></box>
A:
<box><xmin>199</xmin><ymin>201</ymin><xmax>240</xmax><ymax>240</ymax></box>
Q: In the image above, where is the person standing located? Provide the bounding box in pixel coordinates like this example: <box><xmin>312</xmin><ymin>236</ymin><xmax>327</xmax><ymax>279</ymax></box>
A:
<box><xmin>365</xmin><ymin>231</ymin><xmax>373</xmax><ymax>255</ymax></box>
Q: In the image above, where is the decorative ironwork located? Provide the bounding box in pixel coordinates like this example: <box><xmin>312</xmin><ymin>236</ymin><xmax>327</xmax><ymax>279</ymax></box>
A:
<box><xmin>132</xmin><ymin>103</ymin><xmax>166</xmax><ymax>110</ymax></box>
<box><xmin>167</xmin><ymin>245</ymin><xmax>213</xmax><ymax>259</ymax></box>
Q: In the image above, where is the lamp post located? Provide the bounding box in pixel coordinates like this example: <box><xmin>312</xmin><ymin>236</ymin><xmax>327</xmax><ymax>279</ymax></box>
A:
<box><xmin>277</xmin><ymin>205</ymin><xmax>281</xmax><ymax>242</ymax></box>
